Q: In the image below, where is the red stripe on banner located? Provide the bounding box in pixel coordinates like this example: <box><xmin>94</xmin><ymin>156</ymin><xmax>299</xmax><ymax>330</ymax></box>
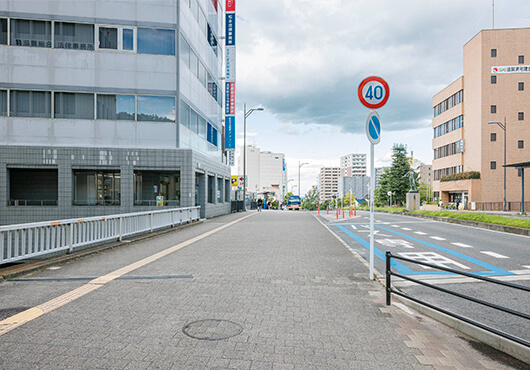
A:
<box><xmin>226</xmin><ymin>0</ymin><xmax>235</xmax><ymax>12</ymax></box>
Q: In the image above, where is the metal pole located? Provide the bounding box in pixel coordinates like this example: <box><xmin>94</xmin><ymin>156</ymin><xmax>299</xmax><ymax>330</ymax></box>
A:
<box><xmin>386</xmin><ymin>251</ymin><xmax>391</xmax><ymax>305</ymax></box>
<box><xmin>503</xmin><ymin>117</ymin><xmax>506</xmax><ymax>212</ymax></box>
<box><xmin>243</xmin><ymin>103</ymin><xmax>247</xmax><ymax>211</ymax></box>
<box><xmin>370</xmin><ymin>143</ymin><xmax>375</xmax><ymax>280</ymax></box>
<box><xmin>298</xmin><ymin>161</ymin><xmax>301</xmax><ymax>197</ymax></box>
<box><xmin>522</xmin><ymin>168</ymin><xmax>525</xmax><ymax>214</ymax></box>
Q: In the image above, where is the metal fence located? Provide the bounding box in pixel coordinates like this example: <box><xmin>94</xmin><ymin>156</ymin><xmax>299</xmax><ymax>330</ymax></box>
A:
<box><xmin>385</xmin><ymin>251</ymin><xmax>530</xmax><ymax>348</ymax></box>
<box><xmin>0</xmin><ymin>207</ymin><xmax>200</xmax><ymax>265</ymax></box>
<box><xmin>474</xmin><ymin>201</ymin><xmax>529</xmax><ymax>212</ymax></box>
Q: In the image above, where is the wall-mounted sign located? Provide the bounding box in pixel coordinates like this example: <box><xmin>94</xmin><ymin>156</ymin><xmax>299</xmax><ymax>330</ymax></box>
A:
<box><xmin>225</xmin><ymin>116</ymin><xmax>236</xmax><ymax>150</ymax></box>
<box><xmin>492</xmin><ymin>65</ymin><xmax>530</xmax><ymax>74</ymax></box>
<box><xmin>226</xmin><ymin>13</ymin><xmax>236</xmax><ymax>46</ymax></box>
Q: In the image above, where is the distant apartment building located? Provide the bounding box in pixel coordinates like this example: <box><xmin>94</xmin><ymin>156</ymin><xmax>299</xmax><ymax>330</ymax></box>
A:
<box><xmin>238</xmin><ymin>145</ymin><xmax>287</xmax><ymax>200</ymax></box>
<box><xmin>419</xmin><ymin>164</ymin><xmax>433</xmax><ymax>186</ymax></box>
<box><xmin>433</xmin><ymin>28</ymin><xmax>530</xmax><ymax>209</ymax></box>
<box><xmin>0</xmin><ymin>0</ymin><xmax>230</xmax><ymax>225</ymax></box>
<box><xmin>340</xmin><ymin>153</ymin><xmax>367</xmax><ymax>177</ymax></box>
<box><xmin>318</xmin><ymin>167</ymin><xmax>340</xmax><ymax>202</ymax></box>
<box><xmin>374</xmin><ymin>167</ymin><xmax>388</xmax><ymax>189</ymax></box>
<box><xmin>338</xmin><ymin>176</ymin><xmax>370</xmax><ymax>200</ymax></box>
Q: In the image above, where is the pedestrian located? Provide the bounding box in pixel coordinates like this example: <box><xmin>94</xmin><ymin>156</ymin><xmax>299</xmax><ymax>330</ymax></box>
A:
<box><xmin>257</xmin><ymin>198</ymin><xmax>263</xmax><ymax>212</ymax></box>
<box><xmin>456</xmin><ymin>198</ymin><xmax>460</xmax><ymax>210</ymax></box>
<box><xmin>267</xmin><ymin>201</ymin><xmax>271</xmax><ymax>210</ymax></box>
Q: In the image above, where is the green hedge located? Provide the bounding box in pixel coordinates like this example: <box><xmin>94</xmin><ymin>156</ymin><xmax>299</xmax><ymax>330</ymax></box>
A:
<box><xmin>412</xmin><ymin>210</ymin><xmax>530</xmax><ymax>229</ymax></box>
<box><xmin>440</xmin><ymin>171</ymin><xmax>480</xmax><ymax>182</ymax></box>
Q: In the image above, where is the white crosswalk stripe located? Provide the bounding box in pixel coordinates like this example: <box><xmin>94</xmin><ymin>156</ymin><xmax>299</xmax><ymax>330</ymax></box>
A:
<box><xmin>480</xmin><ymin>251</ymin><xmax>510</xmax><ymax>259</ymax></box>
<box><xmin>401</xmin><ymin>228</ymin><xmax>412</xmax><ymax>231</ymax></box>
<box><xmin>414</xmin><ymin>231</ymin><xmax>427</xmax><ymax>235</ymax></box>
<box><xmin>452</xmin><ymin>242</ymin><xmax>473</xmax><ymax>248</ymax></box>
<box><xmin>430</xmin><ymin>236</ymin><xmax>446</xmax><ymax>241</ymax></box>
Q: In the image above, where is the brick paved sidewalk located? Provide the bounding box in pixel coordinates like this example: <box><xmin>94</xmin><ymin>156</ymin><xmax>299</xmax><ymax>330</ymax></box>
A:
<box><xmin>0</xmin><ymin>211</ymin><xmax>524</xmax><ymax>369</ymax></box>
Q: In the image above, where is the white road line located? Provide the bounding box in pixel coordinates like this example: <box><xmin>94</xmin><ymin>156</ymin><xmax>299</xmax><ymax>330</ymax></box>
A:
<box><xmin>401</xmin><ymin>228</ymin><xmax>412</xmax><ymax>231</ymax></box>
<box><xmin>351</xmin><ymin>225</ymin><xmax>357</xmax><ymax>230</ymax></box>
<box><xmin>452</xmin><ymin>242</ymin><xmax>474</xmax><ymax>248</ymax></box>
<box><xmin>391</xmin><ymin>225</ymin><xmax>400</xmax><ymax>227</ymax></box>
<box><xmin>414</xmin><ymin>232</ymin><xmax>427</xmax><ymax>235</ymax></box>
<box><xmin>480</xmin><ymin>251</ymin><xmax>510</xmax><ymax>259</ymax></box>
<box><xmin>430</xmin><ymin>236</ymin><xmax>446</xmax><ymax>241</ymax></box>
<box><xmin>524</xmin><ymin>266</ymin><xmax>530</xmax><ymax>269</ymax></box>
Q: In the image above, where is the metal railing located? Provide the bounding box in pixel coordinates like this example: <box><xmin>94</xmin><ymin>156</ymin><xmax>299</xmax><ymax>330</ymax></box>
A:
<box><xmin>385</xmin><ymin>251</ymin><xmax>530</xmax><ymax>348</ymax></box>
<box><xmin>9</xmin><ymin>200</ymin><xmax>58</xmax><ymax>207</ymax></box>
<box><xmin>0</xmin><ymin>207</ymin><xmax>200</xmax><ymax>265</ymax></box>
<box><xmin>474</xmin><ymin>201</ymin><xmax>530</xmax><ymax>212</ymax></box>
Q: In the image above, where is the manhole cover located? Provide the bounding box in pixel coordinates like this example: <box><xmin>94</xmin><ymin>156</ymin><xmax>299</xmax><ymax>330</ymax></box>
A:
<box><xmin>182</xmin><ymin>319</ymin><xmax>243</xmax><ymax>341</ymax></box>
<box><xmin>0</xmin><ymin>307</ymin><xmax>31</xmax><ymax>321</ymax></box>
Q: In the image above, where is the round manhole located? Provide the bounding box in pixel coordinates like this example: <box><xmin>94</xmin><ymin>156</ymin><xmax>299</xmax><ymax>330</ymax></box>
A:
<box><xmin>182</xmin><ymin>319</ymin><xmax>243</xmax><ymax>341</ymax></box>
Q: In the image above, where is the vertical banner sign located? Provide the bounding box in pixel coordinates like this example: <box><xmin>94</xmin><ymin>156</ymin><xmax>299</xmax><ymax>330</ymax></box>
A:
<box><xmin>224</xmin><ymin>0</ymin><xmax>236</xmax><ymax>154</ymax></box>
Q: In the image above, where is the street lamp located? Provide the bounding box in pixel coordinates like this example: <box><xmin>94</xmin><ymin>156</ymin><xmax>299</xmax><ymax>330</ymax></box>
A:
<box><xmin>290</xmin><ymin>184</ymin><xmax>297</xmax><ymax>193</ymax></box>
<box><xmin>487</xmin><ymin>117</ymin><xmax>506</xmax><ymax>211</ymax></box>
<box><xmin>298</xmin><ymin>161</ymin><xmax>308</xmax><ymax>197</ymax></box>
<box><xmin>243</xmin><ymin>104</ymin><xmax>264</xmax><ymax>210</ymax></box>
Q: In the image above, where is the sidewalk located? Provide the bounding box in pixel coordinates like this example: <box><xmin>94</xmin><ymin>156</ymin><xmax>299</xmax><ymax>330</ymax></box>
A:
<box><xmin>0</xmin><ymin>211</ymin><xmax>524</xmax><ymax>369</ymax></box>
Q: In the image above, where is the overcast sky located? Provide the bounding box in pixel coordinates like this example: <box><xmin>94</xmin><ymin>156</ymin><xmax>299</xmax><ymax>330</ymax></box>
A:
<box><xmin>231</xmin><ymin>0</ymin><xmax>530</xmax><ymax>197</ymax></box>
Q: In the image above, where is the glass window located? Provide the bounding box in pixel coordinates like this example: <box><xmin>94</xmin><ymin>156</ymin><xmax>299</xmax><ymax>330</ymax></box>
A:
<box><xmin>10</xmin><ymin>90</ymin><xmax>51</xmax><ymax>118</ymax></box>
<box><xmin>208</xmin><ymin>175</ymin><xmax>214</xmax><ymax>203</ymax></box>
<box><xmin>97</xmin><ymin>94</ymin><xmax>135</xmax><ymax>120</ymax></box>
<box><xmin>491</xmin><ymin>133</ymin><xmax>496</xmax><ymax>142</ymax></box>
<box><xmin>0</xmin><ymin>90</ymin><xmax>6</xmax><ymax>116</ymax></box>
<box><xmin>137</xmin><ymin>95</ymin><xmax>175</xmax><ymax>122</ymax></box>
<box><xmin>191</xmin><ymin>0</ymin><xmax>199</xmax><ymax>20</ymax></box>
<box><xmin>55</xmin><ymin>92</ymin><xmax>94</xmax><ymax>119</ymax></box>
<box><xmin>179</xmin><ymin>34</ymin><xmax>190</xmax><ymax>67</ymax></box>
<box><xmin>190</xmin><ymin>109</ymin><xmax>198</xmax><ymax>133</ymax></box>
<box><xmin>198</xmin><ymin>9</ymin><xmax>207</xmax><ymax>35</ymax></box>
<box><xmin>491</xmin><ymin>105</ymin><xmax>496</xmax><ymax>114</ymax></box>
<box><xmin>11</xmin><ymin>19</ymin><xmax>52</xmax><ymax>48</ymax></box>
<box><xmin>519</xmin><ymin>82</ymin><xmax>524</xmax><ymax>91</ymax></box>
<box><xmin>123</xmin><ymin>28</ymin><xmax>134</xmax><ymax>50</ymax></box>
<box><xmin>519</xmin><ymin>112</ymin><xmax>524</xmax><ymax>121</ymax></box>
<box><xmin>54</xmin><ymin>22</ymin><xmax>94</xmax><ymax>50</ymax></box>
<box><xmin>198</xmin><ymin>62</ymin><xmax>207</xmax><ymax>87</ymax></box>
<box><xmin>0</xmin><ymin>18</ymin><xmax>7</xmax><ymax>45</ymax></box>
<box><xmin>217</xmin><ymin>178</ymin><xmax>222</xmax><ymax>202</ymax></box>
<box><xmin>198</xmin><ymin>116</ymin><xmax>206</xmax><ymax>138</ymax></box>
<box><xmin>518</xmin><ymin>140</ymin><xmax>524</xmax><ymax>149</ymax></box>
<box><xmin>73</xmin><ymin>170</ymin><xmax>121</xmax><ymax>206</ymax></box>
<box><xmin>490</xmin><ymin>161</ymin><xmax>496</xmax><ymax>170</ymax></box>
<box><xmin>491</xmin><ymin>49</ymin><xmax>497</xmax><ymax>57</ymax></box>
<box><xmin>225</xmin><ymin>179</ymin><xmax>230</xmax><ymax>202</ymax></box>
<box><xmin>133</xmin><ymin>171</ymin><xmax>180</xmax><ymax>206</ymax></box>
<box><xmin>519</xmin><ymin>55</ymin><xmax>524</xmax><ymax>64</ymax></box>
<box><xmin>491</xmin><ymin>75</ymin><xmax>496</xmax><ymax>84</ymax></box>
<box><xmin>207</xmin><ymin>23</ymin><xmax>218</xmax><ymax>56</ymax></box>
<box><xmin>207</xmin><ymin>122</ymin><xmax>212</xmax><ymax>143</ymax></box>
<box><xmin>212</xmin><ymin>127</ymin><xmax>218</xmax><ymax>146</ymax></box>
<box><xmin>190</xmin><ymin>51</ymin><xmax>198</xmax><ymax>77</ymax></box>
<box><xmin>179</xmin><ymin>99</ymin><xmax>190</xmax><ymax>128</ymax></box>
<box><xmin>137</xmin><ymin>28</ymin><xmax>175</xmax><ymax>55</ymax></box>
<box><xmin>99</xmin><ymin>27</ymin><xmax>117</xmax><ymax>49</ymax></box>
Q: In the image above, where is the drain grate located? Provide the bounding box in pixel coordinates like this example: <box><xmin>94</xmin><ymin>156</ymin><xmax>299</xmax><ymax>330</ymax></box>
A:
<box><xmin>182</xmin><ymin>319</ymin><xmax>243</xmax><ymax>341</ymax></box>
<box><xmin>0</xmin><ymin>307</ymin><xmax>31</xmax><ymax>321</ymax></box>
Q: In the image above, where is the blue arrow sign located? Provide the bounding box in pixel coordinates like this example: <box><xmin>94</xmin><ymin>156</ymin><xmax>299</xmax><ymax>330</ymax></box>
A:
<box><xmin>366</xmin><ymin>111</ymin><xmax>381</xmax><ymax>145</ymax></box>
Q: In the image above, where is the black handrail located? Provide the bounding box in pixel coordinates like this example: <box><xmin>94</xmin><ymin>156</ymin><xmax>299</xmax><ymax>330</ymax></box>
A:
<box><xmin>385</xmin><ymin>251</ymin><xmax>530</xmax><ymax>348</ymax></box>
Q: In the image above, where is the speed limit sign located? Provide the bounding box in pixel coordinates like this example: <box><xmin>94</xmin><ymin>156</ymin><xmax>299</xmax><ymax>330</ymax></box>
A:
<box><xmin>358</xmin><ymin>76</ymin><xmax>390</xmax><ymax>109</ymax></box>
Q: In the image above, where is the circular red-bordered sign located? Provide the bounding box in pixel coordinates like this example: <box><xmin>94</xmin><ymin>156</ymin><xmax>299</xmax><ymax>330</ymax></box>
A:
<box><xmin>358</xmin><ymin>76</ymin><xmax>390</xmax><ymax>109</ymax></box>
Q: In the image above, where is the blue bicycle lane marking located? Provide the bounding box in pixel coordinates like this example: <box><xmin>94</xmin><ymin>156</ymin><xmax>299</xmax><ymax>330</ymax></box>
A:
<box><xmin>335</xmin><ymin>225</ymin><xmax>513</xmax><ymax>276</ymax></box>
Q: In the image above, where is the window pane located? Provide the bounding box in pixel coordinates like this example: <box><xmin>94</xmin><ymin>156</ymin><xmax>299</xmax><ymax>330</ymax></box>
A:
<box><xmin>190</xmin><ymin>109</ymin><xmax>198</xmax><ymax>133</ymax></box>
<box><xmin>97</xmin><ymin>94</ymin><xmax>135</xmax><ymax>120</ymax></box>
<box><xmin>190</xmin><ymin>51</ymin><xmax>198</xmax><ymax>77</ymax></box>
<box><xmin>0</xmin><ymin>90</ymin><xmax>6</xmax><ymax>116</ymax></box>
<box><xmin>73</xmin><ymin>170</ymin><xmax>120</xmax><ymax>206</ymax></box>
<box><xmin>198</xmin><ymin>116</ymin><xmax>206</xmax><ymax>138</ymax></box>
<box><xmin>11</xmin><ymin>19</ymin><xmax>51</xmax><ymax>48</ymax></box>
<box><xmin>179</xmin><ymin>99</ymin><xmax>190</xmax><ymax>128</ymax></box>
<box><xmin>55</xmin><ymin>22</ymin><xmax>94</xmax><ymax>50</ymax></box>
<box><xmin>212</xmin><ymin>127</ymin><xmax>218</xmax><ymax>146</ymax></box>
<box><xmin>180</xmin><ymin>34</ymin><xmax>190</xmax><ymax>67</ymax></box>
<box><xmin>0</xmin><ymin>18</ymin><xmax>7</xmax><ymax>45</ymax></box>
<box><xmin>137</xmin><ymin>95</ymin><xmax>175</xmax><ymax>122</ymax></box>
<box><xmin>123</xmin><ymin>29</ymin><xmax>134</xmax><ymax>50</ymax></box>
<box><xmin>55</xmin><ymin>92</ymin><xmax>94</xmax><ymax>119</ymax></box>
<box><xmin>137</xmin><ymin>28</ymin><xmax>175</xmax><ymax>55</ymax></box>
<box><xmin>199</xmin><ymin>62</ymin><xmax>207</xmax><ymax>87</ymax></box>
<box><xmin>99</xmin><ymin>27</ymin><xmax>117</xmax><ymax>49</ymax></box>
<box><xmin>11</xmin><ymin>90</ymin><xmax>51</xmax><ymax>118</ymax></box>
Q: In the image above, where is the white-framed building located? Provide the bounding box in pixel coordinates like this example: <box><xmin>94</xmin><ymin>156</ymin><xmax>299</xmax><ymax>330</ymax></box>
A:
<box><xmin>318</xmin><ymin>167</ymin><xmax>340</xmax><ymax>202</ymax></box>
<box><xmin>0</xmin><ymin>0</ymin><xmax>231</xmax><ymax>225</ymax></box>
<box><xmin>340</xmin><ymin>153</ymin><xmax>367</xmax><ymax>177</ymax></box>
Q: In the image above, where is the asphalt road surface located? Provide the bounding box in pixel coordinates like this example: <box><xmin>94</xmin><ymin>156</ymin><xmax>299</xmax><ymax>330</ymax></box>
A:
<box><xmin>316</xmin><ymin>209</ymin><xmax>530</xmax><ymax>343</ymax></box>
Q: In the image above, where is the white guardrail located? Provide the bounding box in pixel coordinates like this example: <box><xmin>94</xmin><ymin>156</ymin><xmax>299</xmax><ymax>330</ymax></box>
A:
<box><xmin>0</xmin><ymin>207</ymin><xmax>201</xmax><ymax>265</ymax></box>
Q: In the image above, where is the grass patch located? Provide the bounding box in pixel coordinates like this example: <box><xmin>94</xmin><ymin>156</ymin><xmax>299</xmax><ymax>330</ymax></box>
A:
<box><xmin>356</xmin><ymin>205</ymin><xmax>406</xmax><ymax>213</ymax></box>
<box><xmin>411</xmin><ymin>210</ymin><xmax>530</xmax><ymax>229</ymax></box>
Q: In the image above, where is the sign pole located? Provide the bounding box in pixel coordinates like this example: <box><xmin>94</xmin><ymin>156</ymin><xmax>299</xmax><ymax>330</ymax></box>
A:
<box><xmin>369</xmin><ymin>142</ymin><xmax>375</xmax><ymax>280</ymax></box>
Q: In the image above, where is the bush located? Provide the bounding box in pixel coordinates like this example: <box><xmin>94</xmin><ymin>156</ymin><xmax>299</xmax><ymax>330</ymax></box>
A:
<box><xmin>440</xmin><ymin>171</ymin><xmax>480</xmax><ymax>182</ymax></box>
<box><xmin>412</xmin><ymin>210</ymin><xmax>530</xmax><ymax>229</ymax></box>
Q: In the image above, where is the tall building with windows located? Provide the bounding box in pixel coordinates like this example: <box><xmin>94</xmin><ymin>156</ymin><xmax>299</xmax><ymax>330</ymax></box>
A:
<box><xmin>340</xmin><ymin>153</ymin><xmax>366</xmax><ymax>177</ymax></box>
<box><xmin>318</xmin><ymin>167</ymin><xmax>340</xmax><ymax>203</ymax></box>
<box><xmin>0</xmin><ymin>0</ymin><xmax>230</xmax><ymax>225</ymax></box>
<box><xmin>433</xmin><ymin>28</ymin><xmax>530</xmax><ymax>209</ymax></box>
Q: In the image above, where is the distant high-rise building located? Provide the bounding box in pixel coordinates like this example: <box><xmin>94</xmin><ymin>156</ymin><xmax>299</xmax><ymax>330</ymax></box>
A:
<box><xmin>340</xmin><ymin>153</ymin><xmax>367</xmax><ymax>177</ymax></box>
<box><xmin>318</xmin><ymin>167</ymin><xmax>340</xmax><ymax>203</ymax></box>
<box><xmin>374</xmin><ymin>167</ymin><xmax>389</xmax><ymax>189</ymax></box>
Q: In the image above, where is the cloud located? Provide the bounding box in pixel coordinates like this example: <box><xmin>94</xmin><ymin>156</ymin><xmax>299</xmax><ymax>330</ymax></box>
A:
<box><xmin>237</xmin><ymin>0</ymin><xmax>530</xmax><ymax>135</ymax></box>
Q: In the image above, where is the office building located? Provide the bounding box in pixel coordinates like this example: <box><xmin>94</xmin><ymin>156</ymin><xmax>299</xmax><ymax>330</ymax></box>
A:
<box><xmin>374</xmin><ymin>167</ymin><xmax>388</xmax><ymax>189</ymax></box>
<box><xmin>318</xmin><ymin>167</ymin><xmax>340</xmax><ymax>203</ymax></box>
<box><xmin>338</xmin><ymin>176</ymin><xmax>370</xmax><ymax>200</ymax></box>
<box><xmin>340</xmin><ymin>153</ymin><xmax>366</xmax><ymax>177</ymax></box>
<box><xmin>0</xmin><ymin>0</ymin><xmax>230</xmax><ymax>225</ymax></box>
<box><xmin>433</xmin><ymin>28</ymin><xmax>530</xmax><ymax>209</ymax></box>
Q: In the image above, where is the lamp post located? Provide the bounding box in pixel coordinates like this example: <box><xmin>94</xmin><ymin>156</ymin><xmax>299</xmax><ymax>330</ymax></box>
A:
<box><xmin>298</xmin><ymin>161</ymin><xmax>308</xmax><ymax>197</ymax></box>
<box><xmin>290</xmin><ymin>184</ymin><xmax>297</xmax><ymax>193</ymax></box>
<box><xmin>487</xmin><ymin>117</ymin><xmax>506</xmax><ymax>211</ymax></box>
<box><xmin>243</xmin><ymin>104</ymin><xmax>264</xmax><ymax>210</ymax></box>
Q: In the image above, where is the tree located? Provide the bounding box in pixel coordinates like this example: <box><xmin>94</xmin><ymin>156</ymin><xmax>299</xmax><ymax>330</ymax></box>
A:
<box><xmin>302</xmin><ymin>185</ymin><xmax>319</xmax><ymax>210</ymax></box>
<box><xmin>283</xmin><ymin>192</ymin><xmax>294</xmax><ymax>204</ymax></box>
<box><xmin>375</xmin><ymin>144</ymin><xmax>417</xmax><ymax>207</ymax></box>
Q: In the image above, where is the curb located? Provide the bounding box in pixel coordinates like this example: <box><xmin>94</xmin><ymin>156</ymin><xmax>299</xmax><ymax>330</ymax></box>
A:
<box><xmin>0</xmin><ymin>220</ymin><xmax>205</xmax><ymax>281</ymax></box>
<box><xmin>394</xmin><ymin>295</ymin><xmax>530</xmax><ymax>364</ymax></box>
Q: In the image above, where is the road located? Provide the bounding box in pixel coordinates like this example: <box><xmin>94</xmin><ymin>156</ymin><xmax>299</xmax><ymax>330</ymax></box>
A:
<box><xmin>316</xmin><ymin>209</ymin><xmax>530</xmax><ymax>343</ymax></box>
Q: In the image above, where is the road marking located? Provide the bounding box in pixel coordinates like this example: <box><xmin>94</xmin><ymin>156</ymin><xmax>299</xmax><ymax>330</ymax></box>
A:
<box><xmin>393</xmin><ymin>272</ymin><xmax>530</xmax><ymax>287</ymax></box>
<box><xmin>524</xmin><ymin>266</ymin><xmax>530</xmax><ymax>269</ymax></box>
<box><xmin>351</xmin><ymin>225</ymin><xmax>357</xmax><ymax>230</ymax></box>
<box><xmin>430</xmin><ymin>236</ymin><xmax>446</xmax><ymax>241</ymax></box>
<box><xmin>452</xmin><ymin>242</ymin><xmax>474</xmax><ymax>248</ymax></box>
<box><xmin>391</xmin><ymin>225</ymin><xmax>400</xmax><ymax>227</ymax></box>
<box><xmin>399</xmin><ymin>252</ymin><xmax>470</xmax><ymax>270</ymax></box>
<box><xmin>401</xmin><ymin>228</ymin><xmax>412</xmax><ymax>231</ymax></box>
<box><xmin>480</xmin><ymin>251</ymin><xmax>510</xmax><ymax>259</ymax></box>
<box><xmin>414</xmin><ymin>232</ymin><xmax>427</xmax><ymax>235</ymax></box>
<box><xmin>377</xmin><ymin>239</ymin><xmax>414</xmax><ymax>249</ymax></box>
<box><xmin>0</xmin><ymin>213</ymin><xmax>256</xmax><ymax>337</ymax></box>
